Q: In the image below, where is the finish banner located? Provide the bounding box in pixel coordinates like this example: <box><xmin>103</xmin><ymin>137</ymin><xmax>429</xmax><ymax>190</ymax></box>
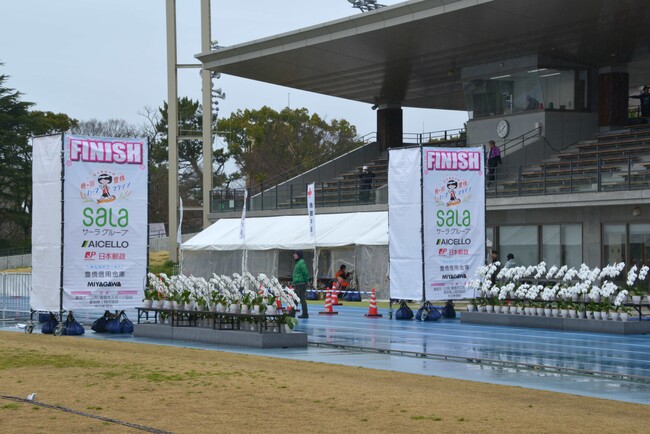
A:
<box><xmin>422</xmin><ymin>146</ymin><xmax>485</xmax><ymax>300</ymax></box>
<box><xmin>62</xmin><ymin>134</ymin><xmax>148</xmax><ymax>310</ymax></box>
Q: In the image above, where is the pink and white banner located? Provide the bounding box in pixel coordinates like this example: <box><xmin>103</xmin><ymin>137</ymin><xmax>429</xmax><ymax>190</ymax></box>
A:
<box><xmin>422</xmin><ymin>147</ymin><xmax>485</xmax><ymax>299</ymax></box>
<box><xmin>62</xmin><ymin>134</ymin><xmax>148</xmax><ymax>310</ymax></box>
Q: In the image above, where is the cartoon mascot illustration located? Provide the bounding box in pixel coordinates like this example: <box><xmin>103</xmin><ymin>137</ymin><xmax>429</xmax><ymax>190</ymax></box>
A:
<box><xmin>446</xmin><ymin>179</ymin><xmax>461</xmax><ymax>207</ymax></box>
<box><xmin>97</xmin><ymin>173</ymin><xmax>116</xmax><ymax>204</ymax></box>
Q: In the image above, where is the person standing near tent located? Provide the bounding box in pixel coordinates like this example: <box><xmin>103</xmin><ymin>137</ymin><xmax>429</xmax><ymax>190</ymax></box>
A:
<box><xmin>293</xmin><ymin>250</ymin><xmax>310</xmax><ymax>318</ymax></box>
<box><xmin>334</xmin><ymin>264</ymin><xmax>351</xmax><ymax>297</ymax></box>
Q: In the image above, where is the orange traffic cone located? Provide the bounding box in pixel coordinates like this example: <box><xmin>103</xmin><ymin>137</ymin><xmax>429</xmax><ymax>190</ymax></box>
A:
<box><xmin>319</xmin><ymin>289</ymin><xmax>338</xmax><ymax>315</ymax></box>
<box><xmin>331</xmin><ymin>283</ymin><xmax>343</xmax><ymax>306</ymax></box>
<box><xmin>365</xmin><ymin>288</ymin><xmax>382</xmax><ymax>317</ymax></box>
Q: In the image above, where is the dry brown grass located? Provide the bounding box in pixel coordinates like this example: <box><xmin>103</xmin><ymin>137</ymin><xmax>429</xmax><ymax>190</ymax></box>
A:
<box><xmin>0</xmin><ymin>331</ymin><xmax>648</xmax><ymax>433</ymax></box>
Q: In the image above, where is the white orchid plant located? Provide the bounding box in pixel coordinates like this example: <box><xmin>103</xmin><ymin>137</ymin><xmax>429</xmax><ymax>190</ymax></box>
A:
<box><xmin>467</xmin><ymin>260</ymin><xmax>644</xmax><ymax>309</ymax></box>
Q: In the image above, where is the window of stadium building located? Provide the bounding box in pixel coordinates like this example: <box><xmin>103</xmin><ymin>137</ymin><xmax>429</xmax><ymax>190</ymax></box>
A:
<box><xmin>499</xmin><ymin>226</ymin><xmax>538</xmax><ymax>266</ymax></box>
<box><xmin>463</xmin><ymin>68</ymin><xmax>588</xmax><ymax>118</ymax></box>
<box><xmin>498</xmin><ymin>224</ymin><xmax>582</xmax><ymax>267</ymax></box>
<box><xmin>542</xmin><ymin>224</ymin><xmax>582</xmax><ymax>269</ymax></box>
<box><xmin>605</xmin><ymin>223</ymin><xmax>650</xmax><ymax>269</ymax></box>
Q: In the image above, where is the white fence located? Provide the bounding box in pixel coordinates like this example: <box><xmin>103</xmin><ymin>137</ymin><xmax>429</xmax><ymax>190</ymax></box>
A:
<box><xmin>0</xmin><ymin>272</ymin><xmax>31</xmax><ymax>321</ymax></box>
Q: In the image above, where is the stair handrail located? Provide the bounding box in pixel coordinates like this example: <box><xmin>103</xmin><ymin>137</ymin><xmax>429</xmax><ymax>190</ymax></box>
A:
<box><xmin>501</xmin><ymin>126</ymin><xmax>542</xmax><ymax>156</ymax></box>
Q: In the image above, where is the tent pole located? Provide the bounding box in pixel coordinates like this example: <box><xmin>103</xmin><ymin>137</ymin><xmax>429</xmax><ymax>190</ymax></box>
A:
<box><xmin>312</xmin><ymin>246</ymin><xmax>318</xmax><ymax>291</ymax></box>
<box><xmin>419</xmin><ymin>143</ymin><xmax>426</xmax><ymax>303</ymax></box>
<box><xmin>59</xmin><ymin>134</ymin><xmax>65</xmax><ymax>321</ymax></box>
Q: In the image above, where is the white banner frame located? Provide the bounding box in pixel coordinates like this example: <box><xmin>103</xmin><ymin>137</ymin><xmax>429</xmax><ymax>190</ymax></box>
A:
<box><xmin>61</xmin><ymin>134</ymin><xmax>148</xmax><ymax>311</ymax></box>
<box><xmin>422</xmin><ymin>146</ymin><xmax>485</xmax><ymax>300</ymax></box>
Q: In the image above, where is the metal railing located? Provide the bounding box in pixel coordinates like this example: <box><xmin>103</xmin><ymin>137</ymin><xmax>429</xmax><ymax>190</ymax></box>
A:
<box><xmin>0</xmin><ymin>272</ymin><xmax>31</xmax><ymax>321</ymax></box>
<box><xmin>213</xmin><ymin>155</ymin><xmax>650</xmax><ymax>211</ymax></box>
<box><xmin>211</xmin><ymin>181</ymin><xmax>387</xmax><ymax>213</ymax></box>
<box><xmin>487</xmin><ymin>156</ymin><xmax>649</xmax><ymax>198</ymax></box>
<box><xmin>501</xmin><ymin>126</ymin><xmax>542</xmax><ymax>157</ymax></box>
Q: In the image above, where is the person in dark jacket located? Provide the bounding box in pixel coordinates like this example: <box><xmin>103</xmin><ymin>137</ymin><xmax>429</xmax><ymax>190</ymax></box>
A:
<box><xmin>292</xmin><ymin>250</ymin><xmax>310</xmax><ymax>318</ymax></box>
<box><xmin>358</xmin><ymin>165</ymin><xmax>375</xmax><ymax>203</ymax></box>
<box><xmin>630</xmin><ymin>86</ymin><xmax>650</xmax><ymax>123</ymax></box>
<box><xmin>487</xmin><ymin>140</ymin><xmax>501</xmax><ymax>183</ymax></box>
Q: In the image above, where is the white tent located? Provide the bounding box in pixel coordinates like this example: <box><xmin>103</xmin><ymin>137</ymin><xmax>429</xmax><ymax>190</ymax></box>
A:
<box><xmin>180</xmin><ymin>212</ymin><xmax>389</xmax><ymax>298</ymax></box>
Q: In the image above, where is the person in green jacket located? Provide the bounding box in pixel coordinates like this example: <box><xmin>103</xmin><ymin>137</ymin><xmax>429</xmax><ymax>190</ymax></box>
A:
<box><xmin>292</xmin><ymin>250</ymin><xmax>310</xmax><ymax>318</ymax></box>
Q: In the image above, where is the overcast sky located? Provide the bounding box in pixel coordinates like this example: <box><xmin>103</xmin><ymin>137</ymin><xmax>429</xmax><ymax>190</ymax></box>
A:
<box><xmin>1</xmin><ymin>0</ymin><xmax>467</xmax><ymax>138</ymax></box>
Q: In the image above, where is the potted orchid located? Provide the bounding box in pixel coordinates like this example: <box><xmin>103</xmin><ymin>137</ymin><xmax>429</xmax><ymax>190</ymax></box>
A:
<box><xmin>627</xmin><ymin>265</ymin><xmax>649</xmax><ymax>303</ymax></box>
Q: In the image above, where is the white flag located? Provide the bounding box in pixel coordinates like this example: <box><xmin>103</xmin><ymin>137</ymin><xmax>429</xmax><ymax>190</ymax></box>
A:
<box><xmin>240</xmin><ymin>189</ymin><xmax>248</xmax><ymax>240</ymax></box>
<box><xmin>307</xmin><ymin>183</ymin><xmax>316</xmax><ymax>238</ymax></box>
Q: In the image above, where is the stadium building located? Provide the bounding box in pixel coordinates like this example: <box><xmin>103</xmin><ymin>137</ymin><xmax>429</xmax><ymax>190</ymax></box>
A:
<box><xmin>189</xmin><ymin>0</ymin><xmax>650</xmax><ymax>288</ymax></box>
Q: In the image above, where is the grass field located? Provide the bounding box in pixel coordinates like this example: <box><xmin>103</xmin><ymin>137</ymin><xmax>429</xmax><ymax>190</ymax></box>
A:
<box><xmin>1</xmin><ymin>331</ymin><xmax>649</xmax><ymax>433</ymax></box>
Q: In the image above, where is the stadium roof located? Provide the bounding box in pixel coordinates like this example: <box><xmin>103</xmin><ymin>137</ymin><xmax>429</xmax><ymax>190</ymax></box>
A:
<box><xmin>197</xmin><ymin>0</ymin><xmax>650</xmax><ymax>111</ymax></box>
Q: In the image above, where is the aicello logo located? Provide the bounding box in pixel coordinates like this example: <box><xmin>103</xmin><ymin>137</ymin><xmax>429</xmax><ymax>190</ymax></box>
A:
<box><xmin>81</xmin><ymin>240</ymin><xmax>129</xmax><ymax>248</ymax></box>
<box><xmin>436</xmin><ymin>238</ymin><xmax>471</xmax><ymax>246</ymax></box>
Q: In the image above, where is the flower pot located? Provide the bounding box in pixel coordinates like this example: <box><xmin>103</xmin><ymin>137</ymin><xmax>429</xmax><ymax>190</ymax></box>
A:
<box><xmin>156</xmin><ymin>300</ymin><xmax>165</xmax><ymax>309</ymax></box>
<box><xmin>544</xmin><ymin>308</ymin><xmax>552</xmax><ymax>317</ymax></box>
<box><xmin>577</xmin><ymin>310</ymin><xmax>585</xmax><ymax>319</ymax></box>
<box><xmin>568</xmin><ymin>309</ymin><xmax>577</xmax><ymax>319</ymax></box>
<box><xmin>536</xmin><ymin>307</ymin><xmax>544</xmax><ymax>316</ymax></box>
<box><xmin>209</xmin><ymin>303</ymin><xmax>217</xmax><ymax>313</ymax></box>
<box><xmin>173</xmin><ymin>301</ymin><xmax>181</xmax><ymax>310</ymax></box>
<box><xmin>143</xmin><ymin>299</ymin><xmax>153</xmax><ymax>309</ymax></box>
<box><xmin>229</xmin><ymin>303</ymin><xmax>240</xmax><ymax>314</ymax></box>
<box><xmin>184</xmin><ymin>301</ymin><xmax>195</xmax><ymax>311</ymax></box>
<box><xmin>494</xmin><ymin>305</ymin><xmax>501</xmax><ymax>314</ymax></box>
<box><xmin>252</xmin><ymin>305</ymin><xmax>261</xmax><ymax>315</ymax></box>
<box><xmin>478</xmin><ymin>305</ymin><xmax>486</xmax><ymax>312</ymax></box>
<box><xmin>524</xmin><ymin>307</ymin><xmax>532</xmax><ymax>316</ymax></box>
<box><xmin>486</xmin><ymin>305</ymin><xmax>494</xmax><ymax>313</ymax></box>
<box><xmin>632</xmin><ymin>295</ymin><xmax>642</xmax><ymax>304</ymax></box>
<box><xmin>585</xmin><ymin>310</ymin><xmax>593</xmax><ymax>320</ymax></box>
<box><xmin>466</xmin><ymin>304</ymin><xmax>475</xmax><ymax>312</ymax></box>
<box><xmin>551</xmin><ymin>308</ymin><xmax>559</xmax><ymax>318</ymax></box>
<box><xmin>240</xmin><ymin>305</ymin><xmax>250</xmax><ymax>315</ymax></box>
<box><xmin>620</xmin><ymin>312</ymin><xmax>629</xmax><ymax>322</ymax></box>
<box><xmin>516</xmin><ymin>306</ymin><xmax>523</xmax><ymax>315</ymax></box>
<box><xmin>266</xmin><ymin>305</ymin><xmax>277</xmax><ymax>315</ymax></box>
<box><xmin>283</xmin><ymin>324</ymin><xmax>294</xmax><ymax>333</ymax></box>
<box><xmin>571</xmin><ymin>294</ymin><xmax>579</xmax><ymax>302</ymax></box>
<box><xmin>216</xmin><ymin>303</ymin><xmax>225</xmax><ymax>313</ymax></box>
<box><xmin>560</xmin><ymin>309</ymin><xmax>568</xmax><ymax>318</ymax></box>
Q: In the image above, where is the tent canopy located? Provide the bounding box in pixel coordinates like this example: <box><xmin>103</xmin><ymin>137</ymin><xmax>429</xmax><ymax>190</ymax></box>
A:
<box><xmin>182</xmin><ymin>211</ymin><xmax>388</xmax><ymax>251</ymax></box>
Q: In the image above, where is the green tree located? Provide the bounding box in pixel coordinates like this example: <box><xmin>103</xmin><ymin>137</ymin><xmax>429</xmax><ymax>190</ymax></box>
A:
<box><xmin>0</xmin><ymin>71</ymin><xmax>77</xmax><ymax>246</ymax></box>
<box><xmin>216</xmin><ymin>106</ymin><xmax>361</xmax><ymax>189</ymax></box>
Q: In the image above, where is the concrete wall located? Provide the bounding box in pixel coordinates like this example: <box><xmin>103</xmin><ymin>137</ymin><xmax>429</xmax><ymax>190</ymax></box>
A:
<box><xmin>467</xmin><ymin>110</ymin><xmax>598</xmax><ymax>170</ymax></box>
<box><xmin>0</xmin><ymin>254</ymin><xmax>31</xmax><ymax>271</ymax></box>
<box><xmin>488</xmin><ymin>197</ymin><xmax>650</xmax><ymax>267</ymax></box>
<box><xmin>0</xmin><ymin>234</ymin><xmax>198</xmax><ymax>271</ymax></box>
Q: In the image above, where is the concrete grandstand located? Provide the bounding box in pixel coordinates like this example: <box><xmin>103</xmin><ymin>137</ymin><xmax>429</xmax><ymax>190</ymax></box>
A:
<box><xmin>196</xmin><ymin>0</ymin><xmax>650</xmax><ymax>270</ymax></box>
